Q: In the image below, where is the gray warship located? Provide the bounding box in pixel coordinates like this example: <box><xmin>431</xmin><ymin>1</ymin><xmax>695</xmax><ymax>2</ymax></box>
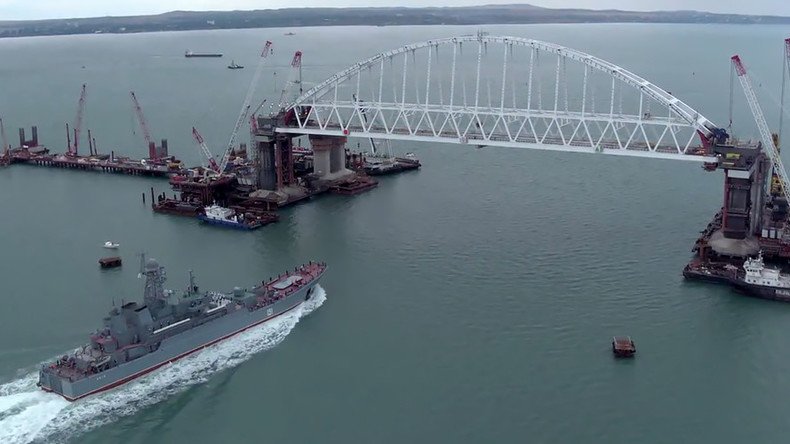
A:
<box><xmin>38</xmin><ymin>256</ymin><xmax>326</xmax><ymax>401</ymax></box>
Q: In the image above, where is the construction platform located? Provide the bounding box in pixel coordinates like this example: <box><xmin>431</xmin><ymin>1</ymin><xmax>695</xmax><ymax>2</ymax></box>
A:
<box><xmin>684</xmin><ymin>137</ymin><xmax>790</xmax><ymax>288</ymax></box>
<box><xmin>13</xmin><ymin>153</ymin><xmax>181</xmax><ymax>178</ymax></box>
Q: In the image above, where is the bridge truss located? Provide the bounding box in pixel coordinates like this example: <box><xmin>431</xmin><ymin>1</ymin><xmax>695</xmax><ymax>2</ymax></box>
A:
<box><xmin>278</xmin><ymin>35</ymin><xmax>723</xmax><ymax>162</ymax></box>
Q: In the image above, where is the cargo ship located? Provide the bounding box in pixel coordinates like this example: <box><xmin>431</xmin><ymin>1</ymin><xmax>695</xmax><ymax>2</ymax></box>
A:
<box><xmin>731</xmin><ymin>251</ymin><xmax>790</xmax><ymax>302</ymax></box>
<box><xmin>185</xmin><ymin>50</ymin><xmax>223</xmax><ymax>58</ymax></box>
<box><xmin>38</xmin><ymin>256</ymin><xmax>326</xmax><ymax>401</ymax></box>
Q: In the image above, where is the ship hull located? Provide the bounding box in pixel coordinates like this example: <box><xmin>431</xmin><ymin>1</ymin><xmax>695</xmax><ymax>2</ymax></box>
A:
<box><xmin>40</xmin><ymin>280</ymin><xmax>320</xmax><ymax>401</ymax></box>
<box><xmin>185</xmin><ymin>54</ymin><xmax>222</xmax><ymax>58</ymax></box>
<box><xmin>197</xmin><ymin>215</ymin><xmax>261</xmax><ymax>230</ymax></box>
<box><xmin>731</xmin><ymin>280</ymin><xmax>790</xmax><ymax>302</ymax></box>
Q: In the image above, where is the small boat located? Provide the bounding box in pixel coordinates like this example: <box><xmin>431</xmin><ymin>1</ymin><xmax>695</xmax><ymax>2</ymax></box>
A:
<box><xmin>612</xmin><ymin>336</ymin><xmax>636</xmax><ymax>357</ymax></box>
<box><xmin>103</xmin><ymin>241</ymin><xmax>120</xmax><ymax>249</ymax></box>
<box><xmin>227</xmin><ymin>60</ymin><xmax>244</xmax><ymax>70</ymax></box>
<box><xmin>284</xmin><ymin>32</ymin><xmax>295</xmax><ymax>36</ymax></box>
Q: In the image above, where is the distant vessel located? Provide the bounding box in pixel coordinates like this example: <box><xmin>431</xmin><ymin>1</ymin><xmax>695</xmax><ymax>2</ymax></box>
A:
<box><xmin>38</xmin><ymin>256</ymin><xmax>326</xmax><ymax>401</ymax></box>
<box><xmin>103</xmin><ymin>241</ymin><xmax>119</xmax><ymax>249</ymax></box>
<box><xmin>284</xmin><ymin>32</ymin><xmax>296</xmax><ymax>36</ymax></box>
<box><xmin>227</xmin><ymin>60</ymin><xmax>244</xmax><ymax>69</ymax></box>
<box><xmin>185</xmin><ymin>50</ymin><xmax>223</xmax><ymax>58</ymax></box>
<box><xmin>732</xmin><ymin>251</ymin><xmax>790</xmax><ymax>302</ymax></box>
<box><xmin>198</xmin><ymin>204</ymin><xmax>261</xmax><ymax>230</ymax></box>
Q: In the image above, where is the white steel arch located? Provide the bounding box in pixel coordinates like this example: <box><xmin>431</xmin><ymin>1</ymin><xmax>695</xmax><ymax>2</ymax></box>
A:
<box><xmin>278</xmin><ymin>35</ymin><xmax>722</xmax><ymax>161</ymax></box>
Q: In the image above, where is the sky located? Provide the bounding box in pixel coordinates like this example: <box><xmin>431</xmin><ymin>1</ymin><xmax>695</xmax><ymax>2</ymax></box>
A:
<box><xmin>1</xmin><ymin>0</ymin><xmax>789</xmax><ymax>21</ymax></box>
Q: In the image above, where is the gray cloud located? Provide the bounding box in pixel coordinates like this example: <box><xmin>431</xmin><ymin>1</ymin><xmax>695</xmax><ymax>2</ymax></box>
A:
<box><xmin>1</xmin><ymin>0</ymin><xmax>788</xmax><ymax>21</ymax></box>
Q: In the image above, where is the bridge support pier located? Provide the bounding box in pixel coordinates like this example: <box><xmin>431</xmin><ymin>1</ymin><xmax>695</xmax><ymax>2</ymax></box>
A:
<box><xmin>253</xmin><ymin>116</ymin><xmax>298</xmax><ymax>191</ymax></box>
<box><xmin>708</xmin><ymin>144</ymin><xmax>769</xmax><ymax>256</ymax></box>
<box><xmin>309</xmin><ymin>134</ymin><xmax>351</xmax><ymax>180</ymax></box>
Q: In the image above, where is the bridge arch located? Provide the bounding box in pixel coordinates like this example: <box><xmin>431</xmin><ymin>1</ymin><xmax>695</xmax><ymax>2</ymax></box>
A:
<box><xmin>279</xmin><ymin>35</ymin><xmax>723</xmax><ymax>161</ymax></box>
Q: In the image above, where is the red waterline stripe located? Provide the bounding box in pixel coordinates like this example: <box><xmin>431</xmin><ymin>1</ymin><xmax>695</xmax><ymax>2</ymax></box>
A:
<box><xmin>58</xmin><ymin>301</ymin><xmax>305</xmax><ymax>402</ymax></box>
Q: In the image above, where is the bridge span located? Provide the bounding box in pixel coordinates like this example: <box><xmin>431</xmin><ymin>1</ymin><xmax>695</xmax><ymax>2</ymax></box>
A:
<box><xmin>273</xmin><ymin>34</ymin><xmax>727</xmax><ymax>163</ymax></box>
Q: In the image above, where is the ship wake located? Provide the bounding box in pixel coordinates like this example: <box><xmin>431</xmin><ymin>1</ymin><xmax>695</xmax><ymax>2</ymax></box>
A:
<box><xmin>0</xmin><ymin>285</ymin><xmax>327</xmax><ymax>444</ymax></box>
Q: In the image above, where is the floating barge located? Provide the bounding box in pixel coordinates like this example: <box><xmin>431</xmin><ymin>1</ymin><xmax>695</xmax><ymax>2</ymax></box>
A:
<box><xmin>4</xmin><ymin>125</ymin><xmax>183</xmax><ymax>178</ymax></box>
<box><xmin>99</xmin><ymin>257</ymin><xmax>122</xmax><ymax>269</ymax></box>
<box><xmin>364</xmin><ymin>156</ymin><xmax>421</xmax><ymax>176</ymax></box>
<box><xmin>330</xmin><ymin>176</ymin><xmax>378</xmax><ymax>196</ymax></box>
<box><xmin>152</xmin><ymin>197</ymin><xmax>203</xmax><ymax>217</ymax></box>
<box><xmin>18</xmin><ymin>153</ymin><xmax>180</xmax><ymax>178</ymax></box>
<box><xmin>612</xmin><ymin>336</ymin><xmax>636</xmax><ymax>357</ymax></box>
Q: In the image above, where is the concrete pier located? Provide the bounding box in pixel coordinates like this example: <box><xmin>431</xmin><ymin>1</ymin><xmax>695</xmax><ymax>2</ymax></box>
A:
<box><xmin>309</xmin><ymin>134</ymin><xmax>351</xmax><ymax>180</ymax></box>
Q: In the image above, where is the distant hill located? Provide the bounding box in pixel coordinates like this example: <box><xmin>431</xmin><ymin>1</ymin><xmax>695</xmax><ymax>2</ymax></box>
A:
<box><xmin>1</xmin><ymin>4</ymin><xmax>789</xmax><ymax>39</ymax></box>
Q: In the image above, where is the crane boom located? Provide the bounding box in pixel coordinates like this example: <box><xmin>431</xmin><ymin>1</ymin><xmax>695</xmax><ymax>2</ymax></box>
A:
<box><xmin>192</xmin><ymin>127</ymin><xmax>220</xmax><ymax>173</ymax></box>
<box><xmin>219</xmin><ymin>40</ymin><xmax>273</xmax><ymax>174</ymax></box>
<box><xmin>130</xmin><ymin>91</ymin><xmax>155</xmax><ymax>156</ymax></box>
<box><xmin>731</xmin><ymin>55</ymin><xmax>790</xmax><ymax>208</ymax></box>
<box><xmin>0</xmin><ymin>117</ymin><xmax>8</xmax><ymax>157</ymax></box>
<box><xmin>71</xmin><ymin>83</ymin><xmax>87</xmax><ymax>156</ymax></box>
<box><xmin>278</xmin><ymin>51</ymin><xmax>303</xmax><ymax>112</ymax></box>
<box><xmin>780</xmin><ymin>38</ymin><xmax>790</xmax><ymax>142</ymax></box>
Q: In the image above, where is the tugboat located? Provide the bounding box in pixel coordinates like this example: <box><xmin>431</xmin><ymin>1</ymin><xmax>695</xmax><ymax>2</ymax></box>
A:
<box><xmin>198</xmin><ymin>204</ymin><xmax>262</xmax><ymax>230</ymax></box>
<box><xmin>612</xmin><ymin>336</ymin><xmax>636</xmax><ymax>357</ymax></box>
<box><xmin>731</xmin><ymin>251</ymin><xmax>790</xmax><ymax>302</ymax></box>
<box><xmin>227</xmin><ymin>60</ymin><xmax>244</xmax><ymax>70</ymax></box>
<box><xmin>38</xmin><ymin>255</ymin><xmax>326</xmax><ymax>401</ymax></box>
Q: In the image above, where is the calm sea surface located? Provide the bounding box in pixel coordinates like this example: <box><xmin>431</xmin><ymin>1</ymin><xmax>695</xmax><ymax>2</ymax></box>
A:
<box><xmin>1</xmin><ymin>23</ymin><xmax>790</xmax><ymax>444</ymax></box>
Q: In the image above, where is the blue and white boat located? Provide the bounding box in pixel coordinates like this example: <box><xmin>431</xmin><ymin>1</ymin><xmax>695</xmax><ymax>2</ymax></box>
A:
<box><xmin>197</xmin><ymin>204</ymin><xmax>261</xmax><ymax>230</ymax></box>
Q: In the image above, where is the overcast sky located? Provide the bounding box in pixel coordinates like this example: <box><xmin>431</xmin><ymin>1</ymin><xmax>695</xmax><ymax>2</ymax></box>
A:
<box><xmin>2</xmin><ymin>0</ymin><xmax>789</xmax><ymax>21</ymax></box>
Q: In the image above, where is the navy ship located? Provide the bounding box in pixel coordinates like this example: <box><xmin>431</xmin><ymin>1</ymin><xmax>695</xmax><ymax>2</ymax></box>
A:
<box><xmin>731</xmin><ymin>251</ymin><xmax>790</xmax><ymax>302</ymax></box>
<box><xmin>38</xmin><ymin>256</ymin><xmax>326</xmax><ymax>401</ymax></box>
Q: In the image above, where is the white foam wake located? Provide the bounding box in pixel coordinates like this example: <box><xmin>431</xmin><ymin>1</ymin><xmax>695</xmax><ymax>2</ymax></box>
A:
<box><xmin>0</xmin><ymin>285</ymin><xmax>327</xmax><ymax>444</ymax></box>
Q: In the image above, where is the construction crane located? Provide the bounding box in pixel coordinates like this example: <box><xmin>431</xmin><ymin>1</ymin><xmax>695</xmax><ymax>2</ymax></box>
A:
<box><xmin>69</xmin><ymin>83</ymin><xmax>87</xmax><ymax>156</ymax></box>
<box><xmin>779</xmin><ymin>38</ymin><xmax>790</xmax><ymax>144</ymax></box>
<box><xmin>0</xmin><ymin>117</ymin><xmax>9</xmax><ymax>157</ymax></box>
<box><xmin>277</xmin><ymin>51</ymin><xmax>303</xmax><ymax>112</ymax></box>
<box><xmin>130</xmin><ymin>91</ymin><xmax>155</xmax><ymax>159</ymax></box>
<box><xmin>218</xmin><ymin>40</ymin><xmax>273</xmax><ymax>174</ymax></box>
<box><xmin>731</xmin><ymin>55</ymin><xmax>790</xmax><ymax>210</ymax></box>
<box><xmin>191</xmin><ymin>126</ymin><xmax>220</xmax><ymax>173</ymax></box>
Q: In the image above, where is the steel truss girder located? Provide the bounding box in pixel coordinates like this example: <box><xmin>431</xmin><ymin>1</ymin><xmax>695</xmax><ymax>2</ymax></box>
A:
<box><xmin>284</xmin><ymin>35</ymin><xmax>719</xmax><ymax>161</ymax></box>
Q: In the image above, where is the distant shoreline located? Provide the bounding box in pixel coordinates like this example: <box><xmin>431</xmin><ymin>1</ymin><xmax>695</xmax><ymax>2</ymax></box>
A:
<box><xmin>1</xmin><ymin>5</ymin><xmax>789</xmax><ymax>39</ymax></box>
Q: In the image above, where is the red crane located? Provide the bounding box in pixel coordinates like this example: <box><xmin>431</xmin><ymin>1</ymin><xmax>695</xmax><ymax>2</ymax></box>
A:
<box><xmin>277</xmin><ymin>51</ymin><xmax>303</xmax><ymax>111</ymax></box>
<box><xmin>191</xmin><ymin>127</ymin><xmax>220</xmax><ymax>173</ymax></box>
<box><xmin>69</xmin><ymin>83</ymin><xmax>87</xmax><ymax>156</ymax></box>
<box><xmin>130</xmin><ymin>91</ymin><xmax>156</xmax><ymax>159</ymax></box>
